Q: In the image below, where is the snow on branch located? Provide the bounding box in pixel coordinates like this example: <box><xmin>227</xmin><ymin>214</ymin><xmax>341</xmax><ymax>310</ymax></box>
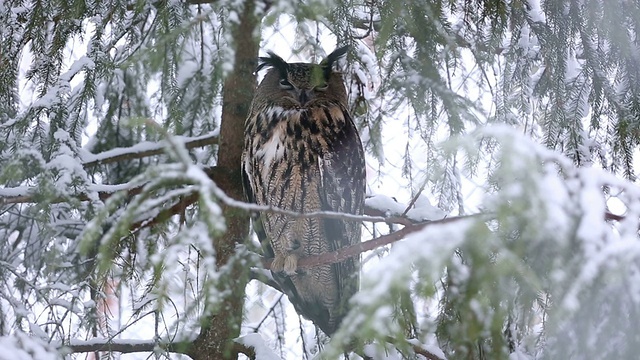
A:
<box><xmin>59</xmin><ymin>337</ymin><xmax>256</xmax><ymax>358</ymax></box>
<box><xmin>82</xmin><ymin>132</ymin><xmax>218</xmax><ymax>168</ymax></box>
<box><xmin>62</xmin><ymin>338</ymin><xmax>172</xmax><ymax>354</ymax></box>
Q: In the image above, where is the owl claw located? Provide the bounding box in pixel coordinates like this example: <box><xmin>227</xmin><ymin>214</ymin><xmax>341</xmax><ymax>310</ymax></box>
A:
<box><xmin>271</xmin><ymin>253</ymin><xmax>298</xmax><ymax>275</ymax></box>
<box><xmin>283</xmin><ymin>254</ymin><xmax>298</xmax><ymax>275</ymax></box>
<box><xmin>271</xmin><ymin>255</ymin><xmax>286</xmax><ymax>273</ymax></box>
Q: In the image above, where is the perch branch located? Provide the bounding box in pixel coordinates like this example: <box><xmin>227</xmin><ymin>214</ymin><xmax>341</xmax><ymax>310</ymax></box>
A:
<box><xmin>260</xmin><ymin>214</ymin><xmax>482</xmax><ymax>270</ymax></box>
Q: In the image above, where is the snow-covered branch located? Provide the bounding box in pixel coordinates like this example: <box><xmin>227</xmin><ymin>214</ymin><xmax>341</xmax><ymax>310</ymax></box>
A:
<box><xmin>62</xmin><ymin>338</ymin><xmax>171</xmax><ymax>354</ymax></box>
<box><xmin>0</xmin><ymin>168</ymin><xmax>429</xmax><ymax>227</ymax></box>
<box><xmin>60</xmin><ymin>337</ymin><xmax>256</xmax><ymax>358</ymax></box>
<box><xmin>82</xmin><ymin>132</ymin><xmax>218</xmax><ymax>168</ymax></box>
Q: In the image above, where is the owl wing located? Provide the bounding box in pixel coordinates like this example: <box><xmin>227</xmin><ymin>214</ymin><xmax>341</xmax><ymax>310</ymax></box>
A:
<box><xmin>241</xmin><ymin>122</ymin><xmax>276</xmax><ymax>261</ymax></box>
<box><xmin>242</xmin><ymin>158</ymin><xmax>266</xmax><ymax>247</ymax></box>
<box><xmin>319</xmin><ymin>105</ymin><xmax>366</xmax><ymax>310</ymax></box>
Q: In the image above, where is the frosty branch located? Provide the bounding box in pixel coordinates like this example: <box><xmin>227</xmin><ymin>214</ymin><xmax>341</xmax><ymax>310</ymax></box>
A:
<box><xmin>0</xmin><ymin>170</ymin><xmax>421</xmax><ymax>227</ymax></box>
<box><xmin>82</xmin><ymin>132</ymin><xmax>219</xmax><ymax>168</ymax></box>
<box><xmin>0</xmin><ymin>167</ymin><xmax>627</xmax><ymax>229</ymax></box>
<box><xmin>61</xmin><ymin>338</ymin><xmax>256</xmax><ymax>358</ymax></box>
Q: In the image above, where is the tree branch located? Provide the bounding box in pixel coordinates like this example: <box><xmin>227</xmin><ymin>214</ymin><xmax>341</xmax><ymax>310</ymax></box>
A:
<box><xmin>61</xmin><ymin>337</ymin><xmax>256</xmax><ymax>358</ymax></box>
<box><xmin>61</xmin><ymin>338</ymin><xmax>191</xmax><ymax>354</ymax></box>
<box><xmin>0</xmin><ymin>171</ymin><xmax>628</xmax><ymax>231</ymax></box>
<box><xmin>82</xmin><ymin>132</ymin><xmax>218</xmax><ymax>168</ymax></box>
<box><xmin>259</xmin><ymin>214</ymin><xmax>483</xmax><ymax>270</ymax></box>
<box><xmin>249</xmin><ymin>268</ymin><xmax>283</xmax><ymax>292</ymax></box>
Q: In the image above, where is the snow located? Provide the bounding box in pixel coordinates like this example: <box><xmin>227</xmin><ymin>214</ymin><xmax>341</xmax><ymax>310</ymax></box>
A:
<box><xmin>235</xmin><ymin>333</ymin><xmax>280</xmax><ymax>360</ymax></box>
<box><xmin>81</xmin><ymin>132</ymin><xmax>219</xmax><ymax>165</ymax></box>
<box><xmin>28</xmin><ymin>323</ymin><xmax>49</xmax><ymax>340</ymax></box>
<box><xmin>366</xmin><ymin>193</ymin><xmax>446</xmax><ymax>221</ymax></box>
<box><xmin>576</xmin><ymin>167</ymin><xmax>608</xmax><ymax>250</ymax></box>
<box><xmin>565</xmin><ymin>50</ymin><xmax>581</xmax><ymax>82</ymax></box>
<box><xmin>0</xmin><ymin>332</ymin><xmax>59</xmax><ymax>360</ymax></box>
<box><xmin>561</xmin><ymin>239</ymin><xmax>640</xmax><ymax>312</ymax></box>
<box><xmin>405</xmin><ymin>195</ymin><xmax>447</xmax><ymax>221</ymax></box>
<box><xmin>64</xmin><ymin>338</ymin><xmax>155</xmax><ymax>347</ymax></box>
<box><xmin>365</xmin><ymin>194</ymin><xmax>406</xmax><ymax>216</ymax></box>
<box><xmin>0</xmin><ymin>186</ymin><xmax>32</xmax><ymax>198</ymax></box>
<box><xmin>345</xmin><ymin>219</ymin><xmax>473</xmax><ymax>334</ymax></box>
<box><xmin>526</xmin><ymin>0</ymin><xmax>546</xmax><ymax>23</ymax></box>
<box><xmin>423</xmin><ymin>345</ymin><xmax>446</xmax><ymax>360</ymax></box>
<box><xmin>48</xmin><ymin>298</ymin><xmax>82</xmax><ymax>313</ymax></box>
<box><xmin>59</xmin><ymin>56</ymin><xmax>95</xmax><ymax>83</ymax></box>
<box><xmin>32</xmin><ymin>84</ymin><xmax>66</xmax><ymax>109</ymax></box>
<box><xmin>509</xmin><ymin>349</ymin><xmax>533</xmax><ymax>360</ymax></box>
<box><xmin>176</xmin><ymin>60</ymin><xmax>199</xmax><ymax>88</ymax></box>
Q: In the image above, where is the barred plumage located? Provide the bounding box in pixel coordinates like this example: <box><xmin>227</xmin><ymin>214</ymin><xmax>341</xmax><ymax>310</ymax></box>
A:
<box><xmin>241</xmin><ymin>46</ymin><xmax>366</xmax><ymax>335</ymax></box>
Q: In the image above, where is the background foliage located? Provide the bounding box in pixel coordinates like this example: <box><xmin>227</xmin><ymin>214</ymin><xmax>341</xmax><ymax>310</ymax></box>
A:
<box><xmin>0</xmin><ymin>0</ymin><xmax>639</xmax><ymax>359</ymax></box>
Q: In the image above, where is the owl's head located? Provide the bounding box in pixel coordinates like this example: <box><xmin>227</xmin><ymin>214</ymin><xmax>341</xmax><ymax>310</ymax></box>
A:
<box><xmin>253</xmin><ymin>46</ymin><xmax>349</xmax><ymax>109</ymax></box>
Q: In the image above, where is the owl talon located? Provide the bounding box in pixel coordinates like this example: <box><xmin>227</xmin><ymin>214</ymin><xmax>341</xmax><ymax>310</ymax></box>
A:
<box><xmin>271</xmin><ymin>255</ymin><xmax>286</xmax><ymax>273</ymax></box>
<box><xmin>283</xmin><ymin>254</ymin><xmax>298</xmax><ymax>275</ymax></box>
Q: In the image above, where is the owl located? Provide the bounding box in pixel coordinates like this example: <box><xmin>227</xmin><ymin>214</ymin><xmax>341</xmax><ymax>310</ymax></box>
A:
<box><xmin>242</xmin><ymin>46</ymin><xmax>366</xmax><ymax>336</ymax></box>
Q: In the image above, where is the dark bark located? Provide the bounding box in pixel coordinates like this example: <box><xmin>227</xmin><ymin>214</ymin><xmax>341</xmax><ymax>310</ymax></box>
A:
<box><xmin>188</xmin><ymin>1</ymin><xmax>260</xmax><ymax>359</ymax></box>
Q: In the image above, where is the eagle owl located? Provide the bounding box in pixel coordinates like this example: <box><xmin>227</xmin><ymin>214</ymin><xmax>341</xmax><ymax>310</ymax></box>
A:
<box><xmin>242</xmin><ymin>46</ymin><xmax>366</xmax><ymax>336</ymax></box>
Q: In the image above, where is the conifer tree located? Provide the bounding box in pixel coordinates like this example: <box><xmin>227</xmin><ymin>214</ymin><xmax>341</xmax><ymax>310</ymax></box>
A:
<box><xmin>0</xmin><ymin>0</ymin><xmax>639</xmax><ymax>359</ymax></box>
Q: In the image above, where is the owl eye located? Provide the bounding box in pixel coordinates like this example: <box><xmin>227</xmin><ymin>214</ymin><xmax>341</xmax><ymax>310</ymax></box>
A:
<box><xmin>315</xmin><ymin>83</ymin><xmax>329</xmax><ymax>91</ymax></box>
<box><xmin>279</xmin><ymin>78</ymin><xmax>293</xmax><ymax>89</ymax></box>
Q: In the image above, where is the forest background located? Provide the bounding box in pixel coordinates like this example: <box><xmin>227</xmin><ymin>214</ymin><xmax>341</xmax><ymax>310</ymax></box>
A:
<box><xmin>1</xmin><ymin>0</ymin><xmax>639</xmax><ymax>359</ymax></box>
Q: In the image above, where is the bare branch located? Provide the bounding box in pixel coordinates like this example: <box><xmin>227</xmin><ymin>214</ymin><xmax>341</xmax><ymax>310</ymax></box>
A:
<box><xmin>260</xmin><ymin>214</ymin><xmax>484</xmax><ymax>270</ymax></box>
<box><xmin>379</xmin><ymin>337</ymin><xmax>446</xmax><ymax>360</ymax></box>
<box><xmin>411</xmin><ymin>344</ymin><xmax>445</xmax><ymax>360</ymax></box>
<box><xmin>249</xmin><ymin>268</ymin><xmax>282</xmax><ymax>292</ymax></box>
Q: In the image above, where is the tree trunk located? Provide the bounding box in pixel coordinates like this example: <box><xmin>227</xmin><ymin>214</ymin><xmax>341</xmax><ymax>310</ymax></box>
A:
<box><xmin>189</xmin><ymin>1</ymin><xmax>260</xmax><ymax>359</ymax></box>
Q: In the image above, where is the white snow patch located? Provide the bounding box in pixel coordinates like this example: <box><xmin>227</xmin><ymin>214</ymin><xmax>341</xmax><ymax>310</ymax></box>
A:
<box><xmin>405</xmin><ymin>195</ymin><xmax>447</xmax><ymax>221</ymax></box>
<box><xmin>235</xmin><ymin>333</ymin><xmax>280</xmax><ymax>360</ymax></box>
<box><xmin>0</xmin><ymin>332</ymin><xmax>58</xmax><ymax>360</ymax></box>
<box><xmin>526</xmin><ymin>0</ymin><xmax>546</xmax><ymax>22</ymax></box>
<box><xmin>365</xmin><ymin>194</ymin><xmax>406</xmax><ymax>216</ymax></box>
<box><xmin>407</xmin><ymin>338</ymin><xmax>447</xmax><ymax>360</ymax></box>
<box><xmin>176</xmin><ymin>60</ymin><xmax>199</xmax><ymax>88</ymax></box>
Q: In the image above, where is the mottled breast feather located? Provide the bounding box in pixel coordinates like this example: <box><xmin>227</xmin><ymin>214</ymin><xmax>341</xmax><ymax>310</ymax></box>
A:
<box><xmin>242</xmin><ymin>101</ymin><xmax>365</xmax><ymax>335</ymax></box>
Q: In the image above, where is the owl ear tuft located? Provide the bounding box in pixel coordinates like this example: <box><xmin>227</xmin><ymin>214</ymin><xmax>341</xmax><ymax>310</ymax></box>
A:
<box><xmin>321</xmin><ymin>45</ymin><xmax>349</xmax><ymax>78</ymax></box>
<box><xmin>255</xmin><ymin>51</ymin><xmax>289</xmax><ymax>78</ymax></box>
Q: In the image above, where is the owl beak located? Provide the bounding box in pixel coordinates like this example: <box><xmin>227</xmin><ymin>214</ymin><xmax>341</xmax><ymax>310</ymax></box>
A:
<box><xmin>297</xmin><ymin>89</ymin><xmax>313</xmax><ymax>106</ymax></box>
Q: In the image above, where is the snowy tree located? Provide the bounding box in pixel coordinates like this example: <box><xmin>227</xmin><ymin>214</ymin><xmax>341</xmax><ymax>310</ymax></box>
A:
<box><xmin>0</xmin><ymin>0</ymin><xmax>639</xmax><ymax>359</ymax></box>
